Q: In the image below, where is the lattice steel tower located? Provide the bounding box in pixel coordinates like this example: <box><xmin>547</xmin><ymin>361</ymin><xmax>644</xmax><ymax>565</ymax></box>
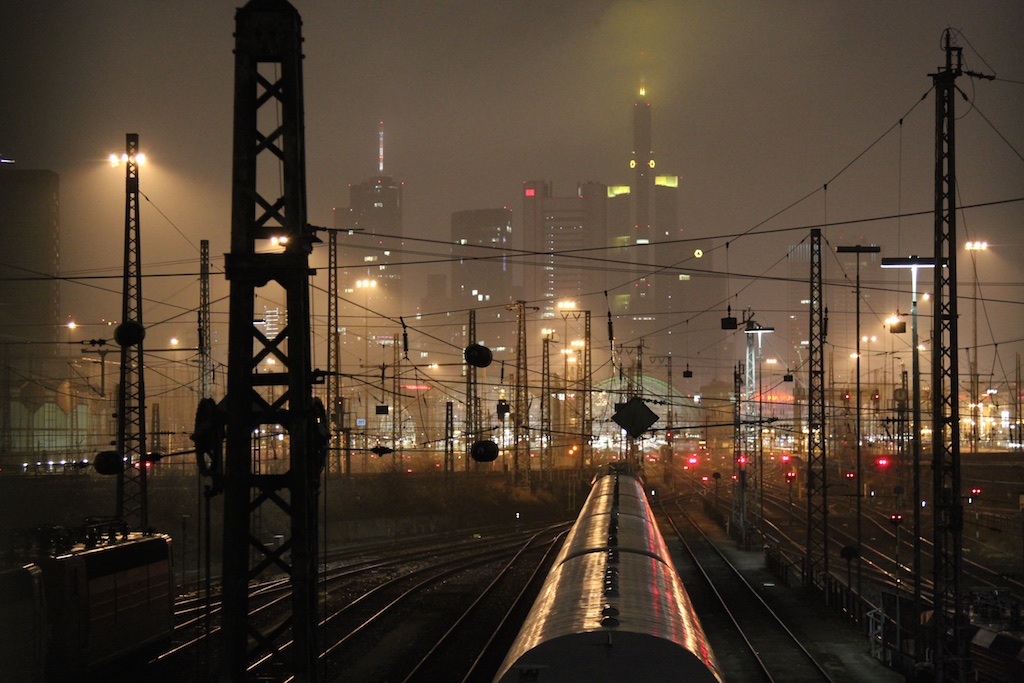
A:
<box><xmin>327</xmin><ymin>230</ymin><xmax>342</xmax><ymax>473</ymax></box>
<box><xmin>511</xmin><ymin>301</ymin><xmax>530</xmax><ymax>487</ymax></box>
<box><xmin>218</xmin><ymin>2</ymin><xmax>325</xmax><ymax>679</ymax></box>
<box><xmin>198</xmin><ymin>239</ymin><xmax>214</xmax><ymax>400</ymax></box>
<box><xmin>115</xmin><ymin>133</ymin><xmax>148</xmax><ymax>531</ymax></box>
<box><xmin>464</xmin><ymin>310</ymin><xmax>483</xmax><ymax>470</ymax></box>
<box><xmin>929</xmin><ymin>29</ymin><xmax>990</xmax><ymax>682</ymax></box>
<box><xmin>805</xmin><ymin>229</ymin><xmax>828</xmax><ymax>588</ymax></box>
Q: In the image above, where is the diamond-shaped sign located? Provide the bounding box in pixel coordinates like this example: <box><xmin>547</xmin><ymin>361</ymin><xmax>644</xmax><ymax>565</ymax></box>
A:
<box><xmin>612</xmin><ymin>396</ymin><xmax>660</xmax><ymax>439</ymax></box>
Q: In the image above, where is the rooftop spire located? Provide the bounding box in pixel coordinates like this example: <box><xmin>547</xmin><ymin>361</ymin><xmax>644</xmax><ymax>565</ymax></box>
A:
<box><xmin>378</xmin><ymin>120</ymin><xmax>385</xmax><ymax>174</ymax></box>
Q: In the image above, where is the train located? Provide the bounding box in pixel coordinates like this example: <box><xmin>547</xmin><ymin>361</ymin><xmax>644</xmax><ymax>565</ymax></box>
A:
<box><xmin>494</xmin><ymin>462</ymin><xmax>722</xmax><ymax>682</ymax></box>
<box><xmin>0</xmin><ymin>526</ymin><xmax>173</xmax><ymax>682</ymax></box>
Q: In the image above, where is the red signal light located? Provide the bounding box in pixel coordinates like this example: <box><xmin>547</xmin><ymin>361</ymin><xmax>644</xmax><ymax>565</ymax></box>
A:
<box><xmin>876</xmin><ymin>457</ymin><xmax>890</xmax><ymax>468</ymax></box>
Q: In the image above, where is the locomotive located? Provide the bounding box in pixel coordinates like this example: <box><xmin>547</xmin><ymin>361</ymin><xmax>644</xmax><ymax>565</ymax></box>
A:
<box><xmin>1</xmin><ymin>526</ymin><xmax>173</xmax><ymax>682</ymax></box>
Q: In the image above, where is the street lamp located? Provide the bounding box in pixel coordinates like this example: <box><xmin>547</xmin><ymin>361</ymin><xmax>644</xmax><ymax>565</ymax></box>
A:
<box><xmin>836</xmin><ymin>243</ymin><xmax>881</xmax><ymax>602</ymax></box>
<box><xmin>109</xmin><ymin>152</ymin><xmax>146</xmax><ymax>167</ymax></box>
<box><xmin>745</xmin><ymin>318</ymin><xmax>774</xmax><ymax>535</ymax></box>
<box><xmin>965</xmin><ymin>240</ymin><xmax>987</xmax><ymax>452</ymax></box>
<box><xmin>355</xmin><ymin>278</ymin><xmax>377</xmax><ymax>464</ymax></box>
<box><xmin>881</xmin><ymin>255</ymin><xmax>935</xmax><ymax>662</ymax></box>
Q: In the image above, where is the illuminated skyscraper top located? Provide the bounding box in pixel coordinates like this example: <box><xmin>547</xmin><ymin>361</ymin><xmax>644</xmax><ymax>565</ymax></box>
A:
<box><xmin>339</xmin><ymin>121</ymin><xmax>403</xmax><ymax>237</ymax></box>
<box><xmin>378</xmin><ymin>120</ymin><xmax>385</xmax><ymax>174</ymax></box>
<box><xmin>631</xmin><ymin>82</ymin><xmax>654</xmax><ymax>240</ymax></box>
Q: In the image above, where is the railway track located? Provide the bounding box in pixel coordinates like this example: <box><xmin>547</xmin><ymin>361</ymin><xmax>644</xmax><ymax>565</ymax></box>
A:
<box><xmin>662</xmin><ymin>500</ymin><xmax>836</xmax><ymax>683</ymax></box>
<box><xmin>144</xmin><ymin>522</ymin><xmax>570</xmax><ymax>680</ymax></box>
<box><xmin>389</xmin><ymin>527</ymin><xmax>565</xmax><ymax>682</ymax></box>
<box><xmin>316</xmin><ymin>524</ymin><xmax>566</xmax><ymax>681</ymax></box>
<box><xmin>757</xmin><ymin>486</ymin><xmax>1024</xmax><ymax>609</ymax></box>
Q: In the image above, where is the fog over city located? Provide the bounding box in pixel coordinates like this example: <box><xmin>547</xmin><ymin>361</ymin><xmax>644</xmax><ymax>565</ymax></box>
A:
<box><xmin>2</xmin><ymin>0</ymin><xmax>1022</xmax><ymax>393</ymax></box>
<box><xmin>4</xmin><ymin>6</ymin><xmax>1024</xmax><ymax>681</ymax></box>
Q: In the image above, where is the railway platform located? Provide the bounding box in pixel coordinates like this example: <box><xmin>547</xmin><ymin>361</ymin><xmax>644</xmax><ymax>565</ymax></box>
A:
<box><xmin>674</xmin><ymin>502</ymin><xmax>905</xmax><ymax>683</ymax></box>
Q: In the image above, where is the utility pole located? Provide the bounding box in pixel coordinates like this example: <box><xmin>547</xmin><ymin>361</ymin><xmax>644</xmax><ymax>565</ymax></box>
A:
<box><xmin>464</xmin><ymin>310</ymin><xmax>482</xmax><ymax>471</ymax></box>
<box><xmin>558</xmin><ymin>309</ymin><xmax>593</xmax><ymax>471</ymax></box>
<box><xmin>198</xmin><ymin>240</ymin><xmax>213</xmax><ymax>401</ymax></box>
<box><xmin>541</xmin><ymin>333</ymin><xmax>552</xmax><ymax>481</ymax></box>
<box><xmin>114</xmin><ymin>133</ymin><xmax>148</xmax><ymax>532</ymax></box>
<box><xmin>510</xmin><ymin>301</ymin><xmax>530</xmax><ymax>487</ymax></box>
<box><xmin>732</xmin><ymin>364</ymin><xmax>747</xmax><ymax>547</ymax></box>
<box><xmin>391</xmin><ymin>332</ymin><xmax>401</xmax><ymax>469</ymax></box>
<box><xmin>882</xmin><ymin>254</ymin><xmax>935</xmax><ymax>663</ymax></box>
<box><xmin>581</xmin><ymin>311</ymin><xmax>593</xmax><ymax>470</ymax></box>
<box><xmin>634</xmin><ymin>340</ymin><xmax>645</xmax><ymax>470</ymax></box>
<box><xmin>743</xmin><ymin>310</ymin><xmax>773</xmax><ymax>538</ymax></box>
<box><xmin>328</xmin><ymin>231</ymin><xmax>342</xmax><ymax>474</ymax></box>
<box><xmin>214</xmin><ymin>3</ymin><xmax>325</xmax><ymax>680</ymax></box>
<box><xmin>806</xmin><ymin>229</ymin><xmax>829</xmax><ymax>591</ymax></box>
<box><xmin>929</xmin><ymin>29</ymin><xmax>990</xmax><ymax>682</ymax></box>
<box><xmin>836</xmin><ymin>243</ymin><xmax>881</xmax><ymax>604</ymax></box>
<box><xmin>444</xmin><ymin>401</ymin><xmax>454</xmax><ymax>480</ymax></box>
<box><xmin>649</xmin><ymin>353</ymin><xmax>675</xmax><ymax>470</ymax></box>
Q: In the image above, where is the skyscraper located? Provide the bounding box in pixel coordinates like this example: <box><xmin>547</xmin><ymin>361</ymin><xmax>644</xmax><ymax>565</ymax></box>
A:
<box><xmin>334</xmin><ymin>122</ymin><xmax>404</xmax><ymax>317</ymax></box>
<box><xmin>0</xmin><ymin>167</ymin><xmax>67</xmax><ymax>459</ymax></box>
<box><xmin>521</xmin><ymin>180</ymin><xmax>609</xmax><ymax>320</ymax></box>
<box><xmin>450</xmin><ymin>207</ymin><xmax>516</xmax><ymax>308</ymax></box>
<box><xmin>0</xmin><ymin>168</ymin><xmax>60</xmax><ymax>346</ymax></box>
<box><xmin>605</xmin><ymin>84</ymin><xmax>685</xmax><ymax>339</ymax></box>
<box><xmin>631</xmin><ymin>83</ymin><xmax>655</xmax><ymax>242</ymax></box>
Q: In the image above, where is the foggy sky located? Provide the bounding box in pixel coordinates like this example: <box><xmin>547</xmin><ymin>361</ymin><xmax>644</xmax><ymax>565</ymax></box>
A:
<box><xmin>1</xmin><ymin>1</ymin><xmax>1022</xmax><ymax>380</ymax></box>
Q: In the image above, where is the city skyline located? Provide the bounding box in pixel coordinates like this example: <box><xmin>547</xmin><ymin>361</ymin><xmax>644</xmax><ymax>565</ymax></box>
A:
<box><xmin>1</xmin><ymin>1</ymin><xmax>1022</xmax><ymax>396</ymax></box>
